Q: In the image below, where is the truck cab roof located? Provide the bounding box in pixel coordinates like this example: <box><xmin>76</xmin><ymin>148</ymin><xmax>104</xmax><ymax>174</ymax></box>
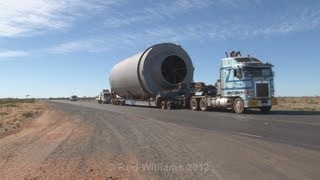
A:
<box><xmin>221</xmin><ymin>56</ymin><xmax>273</xmax><ymax>68</ymax></box>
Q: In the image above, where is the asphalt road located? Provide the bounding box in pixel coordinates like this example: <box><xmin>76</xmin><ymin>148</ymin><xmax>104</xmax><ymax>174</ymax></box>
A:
<box><xmin>1</xmin><ymin>100</ymin><xmax>320</xmax><ymax>179</ymax></box>
<box><xmin>48</xmin><ymin>100</ymin><xmax>320</xmax><ymax>179</ymax></box>
<box><xmin>58</xmin><ymin>100</ymin><xmax>320</xmax><ymax>151</ymax></box>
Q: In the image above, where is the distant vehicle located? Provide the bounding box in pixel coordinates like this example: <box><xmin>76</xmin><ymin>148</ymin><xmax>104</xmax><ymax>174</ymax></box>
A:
<box><xmin>96</xmin><ymin>89</ymin><xmax>111</xmax><ymax>104</ymax></box>
<box><xmin>47</xmin><ymin>97</ymin><xmax>53</xmax><ymax>100</ymax></box>
<box><xmin>70</xmin><ymin>95</ymin><xmax>78</xmax><ymax>101</ymax></box>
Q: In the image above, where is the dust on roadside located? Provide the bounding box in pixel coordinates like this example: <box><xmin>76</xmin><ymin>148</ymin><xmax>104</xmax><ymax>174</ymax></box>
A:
<box><xmin>0</xmin><ymin>99</ymin><xmax>45</xmax><ymax>138</ymax></box>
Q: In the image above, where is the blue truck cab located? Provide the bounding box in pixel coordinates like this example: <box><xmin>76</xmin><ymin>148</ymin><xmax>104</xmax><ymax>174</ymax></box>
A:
<box><xmin>219</xmin><ymin>53</ymin><xmax>277</xmax><ymax>113</ymax></box>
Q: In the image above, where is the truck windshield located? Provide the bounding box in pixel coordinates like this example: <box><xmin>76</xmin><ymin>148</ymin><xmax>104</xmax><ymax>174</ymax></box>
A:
<box><xmin>235</xmin><ymin>57</ymin><xmax>261</xmax><ymax>63</ymax></box>
<box><xmin>243</xmin><ymin>67</ymin><xmax>272</xmax><ymax>77</ymax></box>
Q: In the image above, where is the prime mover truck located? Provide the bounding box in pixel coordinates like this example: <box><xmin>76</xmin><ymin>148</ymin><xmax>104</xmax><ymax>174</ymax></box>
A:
<box><xmin>96</xmin><ymin>89</ymin><xmax>112</xmax><ymax>104</ymax></box>
<box><xmin>109</xmin><ymin>43</ymin><xmax>277</xmax><ymax>113</ymax></box>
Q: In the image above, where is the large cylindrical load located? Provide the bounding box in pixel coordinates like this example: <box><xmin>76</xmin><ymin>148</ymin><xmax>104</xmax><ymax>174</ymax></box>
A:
<box><xmin>109</xmin><ymin>43</ymin><xmax>194</xmax><ymax>99</ymax></box>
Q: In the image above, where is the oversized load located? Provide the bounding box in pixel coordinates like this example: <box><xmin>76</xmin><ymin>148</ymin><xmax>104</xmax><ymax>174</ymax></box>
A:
<box><xmin>109</xmin><ymin>45</ymin><xmax>277</xmax><ymax>114</ymax></box>
<box><xmin>109</xmin><ymin>43</ymin><xmax>194</xmax><ymax>99</ymax></box>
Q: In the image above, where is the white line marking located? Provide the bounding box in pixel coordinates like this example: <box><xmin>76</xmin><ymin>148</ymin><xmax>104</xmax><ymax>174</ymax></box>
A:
<box><xmin>238</xmin><ymin>133</ymin><xmax>262</xmax><ymax>138</ymax></box>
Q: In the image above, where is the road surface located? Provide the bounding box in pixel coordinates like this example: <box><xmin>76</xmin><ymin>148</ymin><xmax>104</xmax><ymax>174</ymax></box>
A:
<box><xmin>1</xmin><ymin>100</ymin><xmax>320</xmax><ymax>179</ymax></box>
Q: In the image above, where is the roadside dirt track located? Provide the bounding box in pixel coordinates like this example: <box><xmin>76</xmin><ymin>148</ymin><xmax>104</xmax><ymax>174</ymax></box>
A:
<box><xmin>0</xmin><ymin>101</ymin><xmax>320</xmax><ymax>179</ymax></box>
<box><xmin>0</xmin><ymin>107</ymin><xmax>144</xmax><ymax>179</ymax></box>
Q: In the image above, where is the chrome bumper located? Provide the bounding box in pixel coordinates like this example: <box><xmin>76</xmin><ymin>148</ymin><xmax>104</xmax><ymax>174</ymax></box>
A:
<box><xmin>244</xmin><ymin>98</ymin><xmax>277</xmax><ymax>108</ymax></box>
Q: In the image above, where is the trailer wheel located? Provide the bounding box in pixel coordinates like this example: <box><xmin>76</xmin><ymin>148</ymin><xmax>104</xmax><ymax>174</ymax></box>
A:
<box><xmin>161</xmin><ymin>100</ymin><xmax>166</xmax><ymax>109</ymax></box>
<box><xmin>200</xmin><ymin>98</ymin><xmax>208</xmax><ymax>111</ymax></box>
<box><xmin>190</xmin><ymin>98</ymin><xmax>199</xmax><ymax>111</ymax></box>
<box><xmin>259</xmin><ymin>106</ymin><xmax>271</xmax><ymax>113</ymax></box>
<box><xmin>233</xmin><ymin>98</ymin><xmax>245</xmax><ymax>114</ymax></box>
<box><xmin>166</xmin><ymin>101</ymin><xmax>172</xmax><ymax>110</ymax></box>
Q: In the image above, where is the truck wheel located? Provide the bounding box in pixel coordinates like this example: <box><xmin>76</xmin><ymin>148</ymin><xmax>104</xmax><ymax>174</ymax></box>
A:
<box><xmin>98</xmin><ymin>100</ymin><xmax>102</xmax><ymax>104</ymax></box>
<box><xmin>161</xmin><ymin>100</ymin><xmax>166</xmax><ymax>109</ymax></box>
<box><xmin>260</xmin><ymin>106</ymin><xmax>271</xmax><ymax>113</ymax></box>
<box><xmin>199</xmin><ymin>98</ymin><xmax>208</xmax><ymax>111</ymax></box>
<box><xmin>190</xmin><ymin>98</ymin><xmax>199</xmax><ymax>111</ymax></box>
<box><xmin>166</xmin><ymin>101</ymin><xmax>172</xmax><ymax>110</ymax></box>
<box><xmin>233</xmin><ymin>98</ymin><xmax>245</xmax><ymax>114</ymax></box>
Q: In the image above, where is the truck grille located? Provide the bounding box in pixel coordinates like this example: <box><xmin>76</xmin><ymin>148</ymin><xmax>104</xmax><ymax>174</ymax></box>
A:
<box><xmin>256</xmin><ymin>83</ymin><xmax>269</xmax><ymax>98</ymax></box>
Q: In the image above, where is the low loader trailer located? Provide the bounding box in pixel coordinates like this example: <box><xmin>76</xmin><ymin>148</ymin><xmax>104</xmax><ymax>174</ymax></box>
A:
<box><xmin>110</xmin><ymin>43</ymin><xmax>277</xmax><ymax>114</ymax></box>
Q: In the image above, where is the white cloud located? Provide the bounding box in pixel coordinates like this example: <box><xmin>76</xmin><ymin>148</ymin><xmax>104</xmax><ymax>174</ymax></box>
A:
<box><xmin>104</xmin><ymin>0</ymin><xmax>256</xmax><ymax>29</ymax></box>
<box><xmin>0</xmin><ymin>51</ymin><xmax>29</xmax><ymax>58</ymax></box>
<box><xmin>0</xmin><ymin>0</ymin><xmax>121</xmax><ymax>37</ymax></box>
<box><xmin>142</xmin><ymin>7</ymin><xmax>320</xmax><ymax>41</ymax></box>
<box><xmin>246</xmin><ymin>8</ymin><xmax>320</xmax><ymax>37</ymax></box>
<box><xmin>49</xmin><ymin>6</ymin><xmax>320</xmax><ymax>55</ymax></box>
<box><xmin>147</xmin><ymin>0</ymin><xmax>254</xmax><ymax>18</ymax></box>
<box><xmin>47</xmin><ymin>40</ymin><xmax>104</xmax><ymax>54</ymax></box>
<box><xmin>0</xmin><ymin>0</ymin><xmax>67</xmax><ymax>37</ymax></box>
<box><xmin>48</xmin><ymin>3</ymin><xmax>320</xmax><ymax>54</ymax></box>
<box><xmin>47</xmin><ymin>37</ymin><xmax>135</xmax><ymax>54</ymax></box>
<box><xmin>104</xmin><ymin>15</ymin><xmax>149</xmax><ymax>28</ymax></box>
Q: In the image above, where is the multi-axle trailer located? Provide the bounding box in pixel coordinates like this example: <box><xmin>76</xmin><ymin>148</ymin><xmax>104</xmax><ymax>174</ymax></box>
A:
<box><xmin>109</xmin><ymin>43</ymin><xmax>277</xmax><ymax>113</ymax></box>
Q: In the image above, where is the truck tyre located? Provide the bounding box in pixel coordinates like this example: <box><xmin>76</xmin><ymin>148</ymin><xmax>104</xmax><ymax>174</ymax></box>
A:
<box><xmin>98</xmin><ymin>100</ymin><xmax>102</xmax><ymax>104</ymax></box>
<box><xmin>233</xmin><ymin>98</ymin><xmax>245</xmax><ymax>114</ymax></box>
<box><xmin>161</xmin><ymin>100</ymin><xmax>166</xmax><ymax>109</ymax></box>
<box><xmin>260</xmin><ymin>106</ymin><xmax>271</xmax><ymax>113</ymax></box>
<box><xmin>200</xmin><ymin>98</ymin><xmax>208</xmax><ymax>111</ymax></box>
<box><xmin>190</xmin><ymin>98</ymin><xmax>199</xmax><ymax>111</ymax></box>
<box><xmin>166</xmin><ymin>101</ymin><xmax>172</xmax><ymax>110</ymax></box>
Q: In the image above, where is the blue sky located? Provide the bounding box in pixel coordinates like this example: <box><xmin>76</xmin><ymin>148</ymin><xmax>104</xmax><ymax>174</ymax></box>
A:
<box><xmin>0</xmin><ymin>0</ymin><xmax>320</xmax><ymax>98</ymax></box>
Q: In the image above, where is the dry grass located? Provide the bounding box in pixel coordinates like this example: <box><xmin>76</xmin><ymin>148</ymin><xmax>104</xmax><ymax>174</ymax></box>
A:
<box><xmin>273</xmin><ymin>97</ymin><xmax>320</xmax><ymax>111</ymax></box>
<box><xmin>0</xmin><ymin>98</ymin><xmax>35</xmax><ymax>106</ymax></box>
<box><xmin>0</xmin><ymin>99</ymin><xmax>44</xmax><ymax>138</ymax></box>
<box><xmin>22</xmin><ymin>111</ymin><xmax>34</xmax><ymax>118</ymax></box>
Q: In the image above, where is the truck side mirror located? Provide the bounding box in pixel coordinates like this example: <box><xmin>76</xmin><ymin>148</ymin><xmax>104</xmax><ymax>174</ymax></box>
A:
<box><xmin>234</xmin><ymin>67</ymin><xmax>242</xmax><ymax>79</ymax></box>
